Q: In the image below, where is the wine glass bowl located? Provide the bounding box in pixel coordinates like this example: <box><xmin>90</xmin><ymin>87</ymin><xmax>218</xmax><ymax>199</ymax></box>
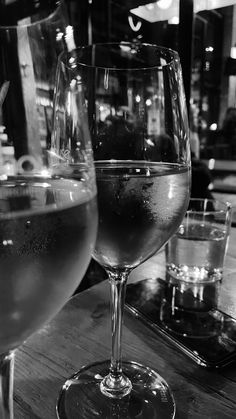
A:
<box><xmin>56</xmin><ymin>42</ymin><xmax>191</xmax><ymax>419</ymax></box>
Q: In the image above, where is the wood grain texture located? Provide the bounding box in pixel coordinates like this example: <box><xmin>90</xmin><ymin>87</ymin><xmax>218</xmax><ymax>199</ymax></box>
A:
<box><xmin>14</xmin><ymin>229</ymin><xmax>236</xmax><ymax>418</ymax></box>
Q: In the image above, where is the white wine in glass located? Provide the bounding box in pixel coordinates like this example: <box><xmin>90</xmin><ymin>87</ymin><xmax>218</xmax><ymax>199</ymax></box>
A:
<box><xmin>56</xmin><ymin>42</ymin><xmax>191</xmax><ymax>419</ymax></box>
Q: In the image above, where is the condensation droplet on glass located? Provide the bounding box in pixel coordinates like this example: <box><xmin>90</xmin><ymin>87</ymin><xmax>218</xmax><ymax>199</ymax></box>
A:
<box><xmin>11</xmin><ymin>311</ymin><xmax>21</xmax><ymax>320</ymax></box>
<box><xmin>104</xmin><ymin>69</ymin><xmax>109</xmax><ymax>90</ymax></box>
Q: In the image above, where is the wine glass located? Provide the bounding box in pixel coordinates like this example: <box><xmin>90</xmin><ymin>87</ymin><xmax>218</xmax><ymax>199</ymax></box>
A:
<box><xmin>56</xmin><ymin>42</ymin><xmax>191</xmax><ymax>419</ymax></box>
<box><xmin>0</xmin><ymin>22</ymin><xmax>97</xmax><ymax>419</ymax></box>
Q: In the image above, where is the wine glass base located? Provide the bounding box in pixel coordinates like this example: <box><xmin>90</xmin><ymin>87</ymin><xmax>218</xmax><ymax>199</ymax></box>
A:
<box><xmin>56</xmin><ymin>360</ymin><xmax>176</xmax><ymax>419</ymax></box>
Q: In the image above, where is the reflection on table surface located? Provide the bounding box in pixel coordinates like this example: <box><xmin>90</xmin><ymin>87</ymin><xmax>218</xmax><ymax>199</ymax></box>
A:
<box><xmin>14</xmin><ymin>228</ymin><xmax>236</xmax><ymax>418</ymax></box>
<box><xmin>126</xmin><ymin>276</ymin><xmax>236</xmax><ymax>368</ymax></box>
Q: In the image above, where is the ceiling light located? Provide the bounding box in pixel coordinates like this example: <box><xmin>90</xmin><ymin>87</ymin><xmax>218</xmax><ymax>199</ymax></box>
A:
<box><xmin>157</xmin><ymin>0</ymin><xmax>173</xmax><ymax>9</ymax></box>
<box><xmin>168</xmin><ymin>16</ymin><xmax>179</xmax><ymax>24</ymax></box>
<box><xmin>231</xmin><ymin>45</ymin><xmax>236</xmax><ymax>59</ymax></box>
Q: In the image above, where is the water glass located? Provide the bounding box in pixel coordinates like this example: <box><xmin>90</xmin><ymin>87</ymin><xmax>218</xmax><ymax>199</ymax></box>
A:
<box><xmin>166</xmin><ymin>198</ymin><xmax>232</xmax><ymax>283</ymax></box>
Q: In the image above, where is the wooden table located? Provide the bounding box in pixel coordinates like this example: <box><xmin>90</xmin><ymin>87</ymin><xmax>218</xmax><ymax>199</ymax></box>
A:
<box><xmin>14</xmin><ymin>229</ymin><xmax>236</xmax><ymax>418</ymax></box>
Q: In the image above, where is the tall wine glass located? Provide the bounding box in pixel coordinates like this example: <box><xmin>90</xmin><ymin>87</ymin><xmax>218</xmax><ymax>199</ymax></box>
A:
<box><xmin>56</xmin><ymin>42</ymin><xmax>191</xmax><ymax>419</ymax></box>
<box><xmin>0</xmin><ymin>45</ymin><xmax>97</xmax><ymax>419</ymax></box>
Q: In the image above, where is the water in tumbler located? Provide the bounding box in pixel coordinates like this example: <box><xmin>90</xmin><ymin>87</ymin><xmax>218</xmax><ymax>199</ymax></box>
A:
<box><xmin>166</xmin><ymin>222</ymin><xmax>227</xmax><ymax>282</ymax></box>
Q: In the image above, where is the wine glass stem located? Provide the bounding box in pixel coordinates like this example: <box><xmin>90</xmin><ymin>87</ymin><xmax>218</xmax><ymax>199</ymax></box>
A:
<box><xmin>100</xmin><ymin>270</ymin><xmax>132</xmax><ymax>399</ymax></box>
<box><xmin>0</xmin><ymin>351</ymin><xmax>14</xmax><ymax>419</ymax></box>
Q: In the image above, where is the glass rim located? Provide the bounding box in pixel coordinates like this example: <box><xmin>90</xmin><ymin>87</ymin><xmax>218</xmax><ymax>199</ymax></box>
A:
<box><xmin>187</xmin><ymin>198</ymin><xmax>232</xmax><ymax>214</ymax></box>
<box><xmin>59</xmin><ymin>41</ymin><xmax>180</xmax><ymax>72</ymax></box>
<box><xmin>0</xmin><ymin>0</ymin><xmax>64</xmax><ymax>30</ymax></box>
